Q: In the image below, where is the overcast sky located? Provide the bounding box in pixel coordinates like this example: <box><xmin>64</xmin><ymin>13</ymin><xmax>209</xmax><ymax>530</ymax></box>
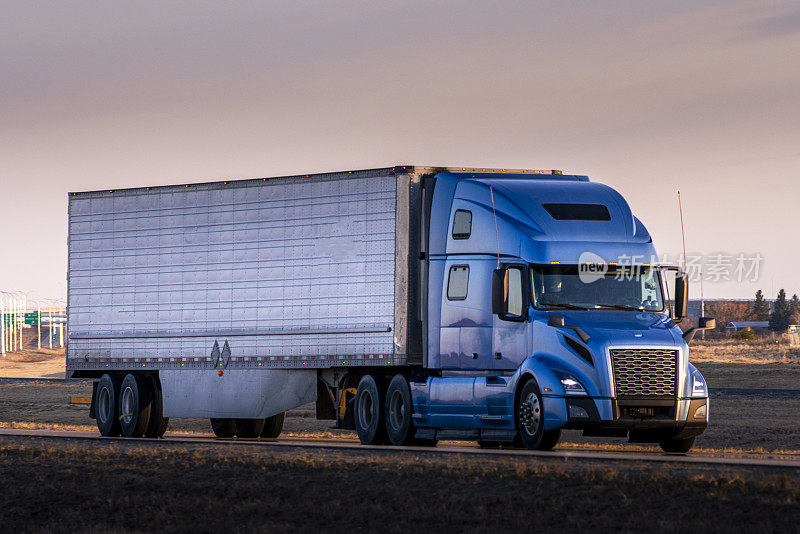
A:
<box><xmin>1</xmin><ymin>0</ymin><xmax>799</xmax><ymax>304</ymax></box>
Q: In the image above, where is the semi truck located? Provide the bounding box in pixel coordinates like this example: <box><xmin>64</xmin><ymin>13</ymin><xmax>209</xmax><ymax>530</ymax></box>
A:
<box><xmin>67</xmin><ymin>166</ymin><xmax>712</xmax><ymax>452</ymax></box>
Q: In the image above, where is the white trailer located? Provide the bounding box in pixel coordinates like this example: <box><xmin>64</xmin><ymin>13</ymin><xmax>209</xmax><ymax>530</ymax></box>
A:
<box><xmin>68</xmin><ymin>166</ymin><xmax>426</xmax><ymax>437</ymax></box>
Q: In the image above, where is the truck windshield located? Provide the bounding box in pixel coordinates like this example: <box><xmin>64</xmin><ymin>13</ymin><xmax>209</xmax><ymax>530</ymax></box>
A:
<box><xmin>530</xmin><ymin>264</ymin><xmax>664</xmax><ymax>312</ymax></box>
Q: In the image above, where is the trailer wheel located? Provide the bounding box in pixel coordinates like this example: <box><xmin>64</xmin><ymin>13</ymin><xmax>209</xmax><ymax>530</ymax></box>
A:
<box><xmin>235</xmin><ymin>418</ymin><xmax>265</xmax><ymax>438</ymax></box>
<box><xmin>515</xmin><ymin>379</ymin><xmax>547</xmax><ymax>450</ymax></box>
<box><xmin>119</xmin><ymin>373</ymin><xmax>153</xmax><ymax>438</ymax></box>
<box><xmin>96</xmin><ymin>373</ymin><xmax>122</xmax><ymax>437</ymax></box>
<box><xmin>144</xmin><ymin>374</ymin><xmax>169</xmax><ymax>438</ymax></box>
<box><xmin>659</xmin><ymin>436</ymin><xmax>695</xmax><ymax>453</ymax></box>
<box><xmin>260</xmin><ymin>412</ymin><xmax>285</xmax><ymax>438</ymax></box>
<box><xmin>385</xmin><ymin>374</ymin><xmax>415</xmax><ymax>446</ymax></box>
<box><xmin>354</xmin><ymin>374</ymin><xmax>387</xmax><ymax>445</ymax></box>
<box><xmin>210</xmin><ymin>418</ymin><xmax>236</xmax><ymax>438</ymax></box>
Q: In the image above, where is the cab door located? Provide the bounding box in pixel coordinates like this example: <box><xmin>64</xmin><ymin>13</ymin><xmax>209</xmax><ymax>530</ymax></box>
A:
<box><xmin>491</xmin><ymin>264</ymin><xmax>530</xmax><ymax>370</ymax></box>
<box><xmin>439</xmin><ymin>260</ymin><xmax>494</xmax><ymax>369</ymax></box>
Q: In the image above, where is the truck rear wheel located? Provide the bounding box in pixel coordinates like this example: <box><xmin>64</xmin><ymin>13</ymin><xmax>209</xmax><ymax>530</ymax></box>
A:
<box><xmin>144</xmin><ymin>374</ymin><xmax>169</xmax><ymax>438</ymax></box>
<box><xmin>119</xmin><ymin>373</ymin><xmax>153</xmax><ymax>438</ymax></box>
<box><xmin>354</xmin><ymin>374</ymin><xmax>387</xmax><ymax>445</ymax></box>
<box><xmin>260</xmin><ymin>412</ymin><xmax>285</xmax><ymax>438</ymax></box>
<box><xmin>385</xmin><ymin>374</ymin><xmax>415</xmax><ymax>446</ymax></box>
<box><xmin>210</xmin><ymin>418</ymin><xmax>236</xmax><ymax>438</ymax></box>
<box><xmin>235</xmin><ymin>418</ymin><xmax>265</xmax><ymax>438</ymax></box>
<box><xmin>659</xmin><ymin>436</ymin><xmax>695</xmax><ymax>453</ymax></box>
<box><xmin>96</xmin><ymin>373</ymin><xmax>122</xmax><ymax>437</ymax></box>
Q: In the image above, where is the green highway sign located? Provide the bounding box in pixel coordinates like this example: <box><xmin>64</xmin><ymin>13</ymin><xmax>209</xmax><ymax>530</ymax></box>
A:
<box><xmin>2</xmin><ymin>313</ymin><xmax>41</xmax><ymax>326</ymax></box>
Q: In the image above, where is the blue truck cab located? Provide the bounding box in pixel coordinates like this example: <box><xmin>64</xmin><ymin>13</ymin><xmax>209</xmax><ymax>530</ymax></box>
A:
<box><xmin>371</xmin><ymin>170</ymin><xmax>711</xmax><ymax>453</ymax></box>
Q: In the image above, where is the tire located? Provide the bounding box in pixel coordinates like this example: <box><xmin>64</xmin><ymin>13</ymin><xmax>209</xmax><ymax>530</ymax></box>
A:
<box><xmin>659</xmin><ymin>436</ymin><xmax>695</xmax><ymax>453</ymax></box>
<box><xmin>95</xmin><ymin>373</ymin><xmax>122</xmax><ymax>437</ymax></box>
<box><xmin>235</xmin><ymin>418</ymin><xmax>265</xmax><ymax>438</ymax></box>
<box><xmin>119</xmin><ymin>373</ymin><xmax>153</xmax><ymax>438</ymax></box>
<box><xmin>515</xmin><ymin>379</ymin><xmax>547</xmax><ymax>450</ymax></box>
<box><xmin>385</xmin><ymin>374</ymin><xmax>415</xmax><ymax>446</ymax></box>
<box><xmin>477</xmin><ymin>440</ymin><xmax>501</xmax><ymax>449</ymax></box>
<box><xmin>538</xmin><ymin>429</ymin><xmax>562</xmax><ymax>451</ymax></box>
<box><xmin>144</xmin><ymin>375</ymin><xmax>169</xmax><ymax>438</ymax></box>
<box><xmin>211</xmin><ymin>418</ymin><xmax>236</xmax><ymax>438</ymax></box>
<box><xmin>260</xmin><ymin>412</ymin><xmax>286</xmax><ymax>438</ymax></box>
<box><xmin>354</xmin><ymin>374</ymin><xmax>387</xmax><ymax>445</ymax></box>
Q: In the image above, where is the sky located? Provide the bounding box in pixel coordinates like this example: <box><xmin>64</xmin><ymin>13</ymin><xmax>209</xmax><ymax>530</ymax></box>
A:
<box><xmin>1</xmin><ymin>0</ymin><xmax>799</xmax><ymax>305</ymax></box>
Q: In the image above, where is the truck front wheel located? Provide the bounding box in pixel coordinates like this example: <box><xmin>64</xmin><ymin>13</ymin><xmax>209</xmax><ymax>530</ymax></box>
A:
<box><xmin>354</xmin><ymin>374</ymin><xmax>386</xmax><ymax>445</ymax></box>
<box><xmin>516</xmin><ymin>379</ymin><xmax>561</xmax><ymax>451</ymax></box>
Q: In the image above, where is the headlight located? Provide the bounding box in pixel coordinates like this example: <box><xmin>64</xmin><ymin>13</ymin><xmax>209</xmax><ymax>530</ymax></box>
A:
<box><xmin>691</xmin><ymin>372</ymin><xmax>707</xmax><ymax>397</ymax></box>
<box><xmin>555</xmin><ymin>371</ymin><xmax>587</xmax><ymax>395</ymax></box>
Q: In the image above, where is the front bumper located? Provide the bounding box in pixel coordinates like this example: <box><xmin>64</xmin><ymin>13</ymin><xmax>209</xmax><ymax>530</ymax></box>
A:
<box><xmin>556</xmin><ymin>395</ymin><xmax>708</xmax><ymax>439</ymax></box>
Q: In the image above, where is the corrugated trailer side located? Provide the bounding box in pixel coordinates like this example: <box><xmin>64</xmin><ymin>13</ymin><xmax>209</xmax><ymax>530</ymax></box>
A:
<box><xmin>67</xmin><ymin>167</ymin><xmax>422</xmax><ymax>377</ymax></box>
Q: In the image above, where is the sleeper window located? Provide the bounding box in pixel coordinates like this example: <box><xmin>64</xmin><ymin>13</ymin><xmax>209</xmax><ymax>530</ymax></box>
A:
<box><xmin>447</xmin><ymin>265</ymin><xmax>470</xmax><ymax>300</ymax></box>
<box><xmin>452</xmin><ymin>210</ymin><xmax>472</xmax><ymax>239</ymax></box>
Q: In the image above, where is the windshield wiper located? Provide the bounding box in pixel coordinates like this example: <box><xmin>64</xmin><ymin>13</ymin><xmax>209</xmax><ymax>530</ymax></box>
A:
<box><xmin>538</xmin><ymin>301</ymin><xmax>590</xmax><ymax>310</ymax></box>
<box><xmin>594</xmin><ymin>303</ymin><xmax>644</xmax><ymax>311</ymax></box>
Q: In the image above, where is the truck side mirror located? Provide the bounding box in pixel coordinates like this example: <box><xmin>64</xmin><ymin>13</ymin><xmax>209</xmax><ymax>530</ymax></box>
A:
<box><xmin>698</xmin><ymin>317</ymin><xmax>715</xmax><ymax>330</ymax></box>
<box><xmin>492</xmin><ymin>266</ymin><xmax>528</xmax><ymax>320</ymax></box>
<box><xmin>547</xmin><ymin>315</ymin><xmax>565</xmax><ymax>328</ymax></box>
<box><xmin>674</xmin><ymin>274</ymin><xmax>688</xmax><ymax>321</ymax></box>
<box><xmin>683</xmin><ymin>316</ymin><xmax>716</xmax><ymax>343</ymax></box>
<box><xmin>492</xmin><ymin>269</ymin><xmax>507</xmax><ymax>315</ymax></box>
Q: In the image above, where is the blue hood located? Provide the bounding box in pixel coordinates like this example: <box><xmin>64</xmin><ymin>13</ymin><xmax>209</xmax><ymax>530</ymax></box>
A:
<box><xmin>561</xmin><ymin>311</ymin><xmax>682</xmax><ymax>347</ymax></box>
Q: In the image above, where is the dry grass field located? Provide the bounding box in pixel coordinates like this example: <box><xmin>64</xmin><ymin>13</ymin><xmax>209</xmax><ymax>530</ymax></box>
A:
<box><xmin>690</xmin><ymin>337</ymin><xmax>800</xmax><ymax>364</ymax></box>
<box><xmin>1</xmin><ymin>436</ymin><xmax>799</xmax><ymax>533</ymax></box>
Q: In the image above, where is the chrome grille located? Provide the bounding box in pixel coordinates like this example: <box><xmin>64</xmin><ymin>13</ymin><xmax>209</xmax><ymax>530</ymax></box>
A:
<box><xmin>610</xmin><ymin>348</ymin><xmax>678</xmax><ymax>397</ymax></box>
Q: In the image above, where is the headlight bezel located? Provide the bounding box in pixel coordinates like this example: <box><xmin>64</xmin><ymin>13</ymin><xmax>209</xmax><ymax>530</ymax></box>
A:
<box><xmin>691</xmin><ymin>371</ymin><xmax>708</xmax><ymax>397</ymax></box>
<box><xmin>554</xmin><ymin>371</ymin><xmax>588</xmax><ymax>396</ymax></box>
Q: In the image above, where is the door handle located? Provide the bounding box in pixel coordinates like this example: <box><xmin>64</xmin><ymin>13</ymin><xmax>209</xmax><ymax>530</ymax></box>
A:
<box><xmin>472</xmin><ymin>353</ymin><xmax>478</xmax><ymax>359</ymax></box>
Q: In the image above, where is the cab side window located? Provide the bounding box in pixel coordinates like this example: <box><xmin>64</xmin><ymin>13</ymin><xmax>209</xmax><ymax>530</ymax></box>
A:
<box><xmin>447</xmin><ymin>265</ymin><xmax>470</xmax><ymax>300</ymax></box>
<box><xmin>452</xmin><ymin>210</ymin><xmax>472</xmax><ymax>239</ymax></box>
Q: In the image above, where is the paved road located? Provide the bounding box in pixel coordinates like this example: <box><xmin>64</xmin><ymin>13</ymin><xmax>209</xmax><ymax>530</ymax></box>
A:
<box><xmin>2</xmin><ymin>428</ymin><xmax>800</xmax><ymax>469</ymax></box>
<box><xmin>3</xmin><ymin>377</ymin><xmax>800</xmax><ymax>399</ymax></box>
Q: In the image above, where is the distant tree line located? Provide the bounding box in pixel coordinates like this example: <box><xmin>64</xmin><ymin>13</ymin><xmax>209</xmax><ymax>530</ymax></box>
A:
<box><xmin>703</xmin><ymin>289</ymin><xmax>800</xmax><ymax>334</ymax></box>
